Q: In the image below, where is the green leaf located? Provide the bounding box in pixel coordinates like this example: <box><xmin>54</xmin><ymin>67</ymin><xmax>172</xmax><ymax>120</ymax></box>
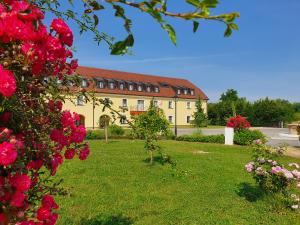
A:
<box><xmin>186</xmin><ymin>0</ymin><xmax>201</xmax><ymax>7</ymax></box>
<box><xmin>163</xmin><ymin>24</ymin><xmax>177</xmax><ymax>45</ymax></box>
<box><xmin>193</xmin><ymin>21</ymin><xmax>199</xmax><ymax>33</ymax></box>
<box><xmin>229</xmin><ymin>23</ymin><xmax>239</xmax><ymax>30</ymax></box>
<box><xmin>110</xmin><ymin>34</ymin><xmax>134</xmax><ymax>55</ymax></box>
<box><xmin>224</xmin><ymin>25</ymin><xmax>232</xmax><ymax>37</ymax></box>
<box><xmin>93</xmin><ymin>14</ymin><xmax>99</xmax><ymax>27</ymax></box>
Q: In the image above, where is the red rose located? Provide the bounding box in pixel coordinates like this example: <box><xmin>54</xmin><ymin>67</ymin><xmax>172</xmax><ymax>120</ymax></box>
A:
<box><xmin>10</xmin><ymin>174</ymin><xmax>32</xmax><ymax>192</ymax></box>
<box><xmin>10</xmin><ymin>191</ymin><xmax>25</xmax><ymax>208</ymax></box>
<box><xmin>37</xmin><ymin>207</ymin><xmax>51</xmax><ymax>221</ymax></box>
<box><xmin>79</xmin><ymin>144</ymin><xmax>90</xmax><ymax>161</ymax></box>
<box><xmin>42</xmin><ymin>195</ymin><xmax>58</xmax><ymax>209</ymax></box>
<box><xmin>0</xmin><ymin>65</ymin><xmax>16</xmax><ymax>97</ymax></box>
<box><xmin>0</xmin><ymin>111</ymin><xmax>12</xmax><ymax>124</ymax></box>
<box><xmin>0</xmin><ymin>142</ymin><xmax>17</xmax><ymax>166</ymax></box>
<box><xmin>50</xmin><ymin>19</ymin><xmax>71</xmax><ymax>34</ymax></box>
<box><xmin>64</xmin><ymin>149</ymin><xmax>75</xmax><ymax>160</ymax></box>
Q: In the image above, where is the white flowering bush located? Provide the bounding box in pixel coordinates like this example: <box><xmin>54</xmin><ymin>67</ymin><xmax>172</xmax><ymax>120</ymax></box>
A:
<box><xmin>245</xmin><ymin>140</ymin><xmax>300</xmax><ymax>209</ymax></box>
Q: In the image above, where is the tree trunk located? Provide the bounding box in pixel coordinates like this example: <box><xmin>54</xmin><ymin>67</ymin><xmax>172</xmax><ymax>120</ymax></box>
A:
<box><xmin>150</xmin><ymin>151</ymin><xmax>153</xmax><ymax>164</ymax></box>
<box><xmin>105</xmin><ymin>125</ymin><xmax>108</xmax><ymax>143</ymax></box>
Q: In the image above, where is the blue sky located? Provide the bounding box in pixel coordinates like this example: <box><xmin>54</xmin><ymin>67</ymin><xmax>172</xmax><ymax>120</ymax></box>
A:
<box><xmin>48</xmin><ymin>1</ymin><xmax>300</xmax><ymax>102</ymax></box>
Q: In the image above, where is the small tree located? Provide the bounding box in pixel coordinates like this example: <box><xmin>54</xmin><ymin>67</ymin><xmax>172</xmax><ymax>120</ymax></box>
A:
<box><xmin>132</xmin><ymin>101</ymin><xmax>169</xmax><ymax>164</ymax></box>
<box><xmin>192</xmin><ymin>98</ymin><xmax>208</xmax><ymax>128</ymax></box>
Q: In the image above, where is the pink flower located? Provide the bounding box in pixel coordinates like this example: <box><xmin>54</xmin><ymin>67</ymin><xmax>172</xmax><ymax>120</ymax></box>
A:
<box><xmin>292</xmin><ymin>170</ymin><xmax>300</xmax><ymax>179</ymax></box>
<box><xmin>271</xmin><ymin>166</ymin><xmax>283</xmax><ymax>174</ymax></box>
<box><xmin>10</xmin><ymin>174</ymin><xmax>32</xmax><ymax>192</ymax></box>
<box><xmin>50</xmin><ymin>19</ymin><xmax>71</xmax><ymax>35</ymax></box>
<box><xmin>0</xmin><ymin>142</ymin><xmax>17</xmax><ymax>166</ymax></box>
<box><xmin>245</xmin><ymin>162</ymin><xmax>254</xmax><ymax>173</ymax></box>
<box><xmin>0</xmin><ymin>65</ymin><xmax>16</xmax><ymax>97</ymax></box>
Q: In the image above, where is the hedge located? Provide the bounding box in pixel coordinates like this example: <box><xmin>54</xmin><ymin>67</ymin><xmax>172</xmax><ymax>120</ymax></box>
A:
<box><xmin>176</xmin><ymin>134</ymin><xmax>225</xmax><ymax>144</ymax></box>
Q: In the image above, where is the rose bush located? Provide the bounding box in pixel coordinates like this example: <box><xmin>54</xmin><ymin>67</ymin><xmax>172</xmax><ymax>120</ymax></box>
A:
<box><xmin>0</xmin><ymin>1</ymin><xmax>89</xmax><ymax>224</ymax></box>
<box><xmin>245</xmin><ymin>141</ymin><xmax>300</xmax><ymax>209</ymax></box>
<box><xmin>227</xmin><ymin>115</ymin><xmax>251</xmax><ymax>131</ymax></box>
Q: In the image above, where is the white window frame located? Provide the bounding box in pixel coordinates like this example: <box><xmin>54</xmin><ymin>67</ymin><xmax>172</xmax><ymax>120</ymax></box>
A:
<box><xmin>129</xmin><ymin>84</ymin><xmax>134</xmax><ymax>91</ymax></box>
<box><xmin>168</xmin><ymin>101</ymin><xmax>173</xmax><ymax>109</ymax></box>
<box><xmin>184</xmin><ymin>89</ymin><xmax>188</xmax><ymax>95</ymax></box>
<box><xmin>168</xmin><ymin>116</ymin><xmax>173</xmax><ymax>123</ymax></box>
<box><xmin>81</xmin><ymin>79</ymin><xmax>88</xmax><ymax>88</ymax></box>
<box><xmin>146</xmin><ymin>86</ymin><xmax>151</xmax><ymax>92</ymax></box>
<box><xmin>187</xmin><ymin>116</ymin><xmax>191</xmax><ymax>124</ymax></box>
<box><xmin>154</xmin><ymin>87</ymin><xmax>159</xmax><ymax>93</ymax></box>
<box><xmin>122</xmin><ymin>99</ymin><xmax>128</xmax><ymax>108</ymax></box>
<box><xmin>119</xmin><ymin>83</ymin><xmax>124</xmax><ymax>90</ymax></box>
<box><xmin>137</xmin><ymin>100</ymin><xmax>145</xmax><ymax>111</ymax></box>
<box><xmin>153</xmin><ymin>100</ymin><xmax>158</xmax><ymax>107</ymax></box>
<box><xmin>187</xmin><ymin>102</ymin><xmax>191</xmax><ymax>109</ymax></box>
<box><xmin>77</xmin><ymin>95</ymin><xmax>85</xmax><ymax>106</ymax></box>
<box><xmin>191</xmin><ymin>90</ymin><xmax>194</xmax><ymax>95</ymax></box>
<box><xmin>98</xmin><ymin>81</ymin><xmax>104</xmax><ymax>89</ymax></box>
<box><xmin>108</xmin><ymin>82</ymin><xmax>115</xmax><ymax>89</ymax></box>
<box><xmin>177</xmin><ymin>89</ymin><xmax>181</xmax><ymax>95</ymax></box>
<box><xmin>137</xmin><ymin>85</ymin><xmax>143</xmax><ymax>92</ymax></box>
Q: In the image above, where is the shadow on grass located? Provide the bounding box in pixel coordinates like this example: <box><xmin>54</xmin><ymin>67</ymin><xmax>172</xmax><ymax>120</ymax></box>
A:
<box><xmin>79</xmin><ymin>214</ymin><xmax>133</xmax><ymax>225</ymax></box>
<box><xmin>143</xmin><ymin>155</ymin><xmax>174</xmax><ymax>166</ymax></box>
<box><xmin>236</xmin><ymin>182</ymin><xmax>264</xmax><ymax>202</ymax></box>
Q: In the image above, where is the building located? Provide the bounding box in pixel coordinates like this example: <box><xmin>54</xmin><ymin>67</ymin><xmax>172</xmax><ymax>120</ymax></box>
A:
<box><xmin>63</xmin><ymin>66</ymin><xmax>209</xmax><ymax>129</ymax></box>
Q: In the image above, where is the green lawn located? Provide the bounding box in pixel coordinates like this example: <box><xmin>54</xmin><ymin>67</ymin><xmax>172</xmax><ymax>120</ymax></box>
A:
<box><xmin>56</xmin><ymin>140</ymin><xmax>300</xmax><ymax>225</ymax></box>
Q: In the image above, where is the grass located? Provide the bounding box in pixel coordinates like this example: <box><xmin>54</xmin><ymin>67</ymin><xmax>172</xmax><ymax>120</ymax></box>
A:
<box><xmin>56</xmin><ymin>140</ymin><xmax>300</xmax><ymax>225</ymax></box>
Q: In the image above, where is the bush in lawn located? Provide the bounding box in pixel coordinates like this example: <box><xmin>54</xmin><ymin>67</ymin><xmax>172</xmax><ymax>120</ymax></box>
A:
<box><xmin>109</xmin><ymin>124</ymin><xmax>125</xmax><ymax>136</ymax></box>
<box><xmin>227</xmin><ymin>115</ymin><xmax>251</xmax><ymax>131</ymax></box>
<box><xmin>245</xmin><ymin>142</ymin><xmax>300</xmax><ymax>209</ymax></box>
<box><xmin>132</xmin><ymin>101</ymin><xmax>170</xmax><ymax>164</ymax></box>
<box><xmin>86</xmin><ymin>130</ymin><xmax>104</xmax><ymax>140</ymax></box>
<box><xmin>176</xmin><ymin>134</ymin><xmax>225</xmax><ymax>144</ymax></box>
<box><xmin>234</xmin><ymin>129</ymin><xmax>266</xmax><ymax>146</ymax></box>
<box><xmin>0</xmin><ymin>2</ymin><xmax>89</xmax><ymax>224</ymax></box>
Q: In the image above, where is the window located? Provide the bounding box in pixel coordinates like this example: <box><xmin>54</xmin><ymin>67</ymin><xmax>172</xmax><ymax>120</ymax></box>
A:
<box><xmin>108</xmin><ymin>82</ymin><xmax>114</xmax><ymax>89</ymax></box>
<box><xmin>137</xmin><ymin>85</ymin><xmax>142</xmax><ymax>92</ymax></box>
<box><xmin>191</xmin><ymin>90</ymin><xmax>194</xmax><ymax>95</ymax></box>
<box><xmin>120</xmin><ymin>116</ymin><xmax>127</xmax><ymax>124</ymax></box>
<box><xmin>187</xmin><ymin>116</ymin><xmax>191</xmax><ymax>124</ymax></box>
<box><xmin>146</xmin><ymin>86</ymin><xmax>151</xmax><ymax>92</ymax></box>
<box><xmin>129</xmin><ymin>84</ymin><xmax>134</xmax><ymax>91</ymax></box>
<box><xmin>122</xmin><ymin>99</ymin><xmax>128</xmax><ymax>107</ymax></box>
<box><xmin>81</xmin><ymin>79</ymin><xmax>88</xmax><ymax>88</ymax></box>
<box><xmin>168</xmin><ymin>116</ymin><xmax>173</xmax><ymax>123</ymax></box>
<box><xmin>98</xmin><ymin>81</ymin><xmax>104</xmax><ymax>88</ymax></box>
<box><xmin>177</xmin><ymin>89</ymin><xmax>181</xmax><ymax>95</ymax></box>
<box><xmin>187</xmin><ymin>102</ymin><xmax>191</xmax><ymax>109</ymax></box>
<box><xmin>137</xmin><ymin>100</ymin><xmax>144</xmax><ymax>111</ymax></box>
<box><xmin>153</xmin><ymin>100</ymin><xmax>158</xmax><ymax>107</ymax></box>
<box><xmin>168</xmin><ymin>101</ymin><xmax>173</xmax><ymax>109</ymax></box>
<box><xmin>184</xmin><ymin>89</ymin><xmax>188</xmax><ymax>95</ymax></box>
<box><xmin>77</xmin><ymin>95</ymin><xmax>85</xmax><ymax>106</ymax></box>
<box><xmin>119</xmin><ymin>83</ymin><xmax>124</xmax><ymax>90</ymax></box>
<box><xmin>154</xmin><ymin>87</ymin><xmax>159</xmax><ymax>93</ymax></box>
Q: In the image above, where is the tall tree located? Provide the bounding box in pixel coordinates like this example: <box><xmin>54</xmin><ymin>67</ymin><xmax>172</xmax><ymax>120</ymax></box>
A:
<box><xmin>192</xmin><ymin>98</ymin><xmax>208</xmax><ymax>127</ymax></box>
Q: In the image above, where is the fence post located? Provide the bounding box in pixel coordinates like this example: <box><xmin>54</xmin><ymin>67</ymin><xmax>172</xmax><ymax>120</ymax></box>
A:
<box><xmin>225</xmin><ymin>127</ymin><xmax>234</xmax><ymax>145</ymax></box>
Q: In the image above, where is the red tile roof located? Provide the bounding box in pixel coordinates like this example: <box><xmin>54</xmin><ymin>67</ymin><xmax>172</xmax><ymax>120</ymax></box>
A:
<box><xmin>76</xmin><ymin>66</ymin><xmax>209</xmax><ymax>100</ymax></box>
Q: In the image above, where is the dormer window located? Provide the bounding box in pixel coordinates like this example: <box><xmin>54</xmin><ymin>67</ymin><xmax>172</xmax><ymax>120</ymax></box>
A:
<box><xmin>119</xmin><ymin>83</ymin><xmax>124</xmax><ymax>90</ymax></box>
<box><xmin>154</xmin><ymin>87</ymin><xmax>159</xmax><ymax>93</ymax></box>
<box><xmin>108</xmin><ymin>82</ymin><xmax>115</xmax><ymax>89</ymax></box>
<box><xmin>81</xmin><ymin>79</ymin><xmax>88</xmax><ymax>88</ymax></box>
<box><xmin>177</xmin><ymin>89</ymin><xmax>181</xmax><ymax>95</ymax></box>
<box><xmin>184</xmin><ymin>89</ymin><xmax>188</xmax><ymax>95</ymax></box>
<box><xmin>97</xmin><ymin>81</ymin><xmax>104</xmax><ymax>89</ymax></box>
<box><xmin>191</xmin><ymin>90</ymin><xmax>194</xmax><ymax>95</ymax></box>
<box><xmin>129</xmin><ymin>84</ymin><xmax>134</xmax><ymax>91</ymax></box>
<box><xmin>77</xmin><ymin>95</ymin><xmax>85</xmax><ymax>106</ymax></box>
<box><xmin>146</xmin><ymin>86</ymin><xmax>151</xmax><ymax>92</ymax></box>
<box><xmin>137</xmin><ymin>85</ymin><xmax>142</xmax><ymax>92</ymax></box>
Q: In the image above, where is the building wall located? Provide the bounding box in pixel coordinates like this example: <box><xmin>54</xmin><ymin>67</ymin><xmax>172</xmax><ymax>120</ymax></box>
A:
<box><xmin>63</xmin><ymin>93</ymin><xmax>208</xmax><ymax>129</ymax></box>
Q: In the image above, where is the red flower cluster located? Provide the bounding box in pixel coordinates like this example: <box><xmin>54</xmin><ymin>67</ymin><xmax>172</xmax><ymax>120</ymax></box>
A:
<box><xmin>0</xmin><ymin>1</ymin><xmax>89</xmax><ymax>224</ymax></box>
<box><xmin>227</xmin><ymin>115</ymin><xmax>251</xmax><ymax>131</ymax></box>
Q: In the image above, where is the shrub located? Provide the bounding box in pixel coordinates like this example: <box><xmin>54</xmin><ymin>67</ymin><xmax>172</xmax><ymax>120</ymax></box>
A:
<box><xmin>109</xmin><ymin>124</ymin><xmax>125</xmax><ymax>136</ymax></box>
<box><xmin>245</xmin><ymin>143</ymin><xmax>300</xmax><ymax>209</ymax></box>
<box><xmin>234</xmin><ymin>129</ymin><xmax>266</xmax><ymax>146</ymax></box>
<box><xmin>86</xmin><ymin>130</ymin><xmax>104</xmax><ymax>140</ymax></box>
<box><xmin>227</xmin><ymin>115</ymin><xmax>251</xmax><ymax>131</ymax></box>
<box><xmin>176</xmin><ymin>134</ymin><xmax>225</xmax><ymax>144</ymax></box>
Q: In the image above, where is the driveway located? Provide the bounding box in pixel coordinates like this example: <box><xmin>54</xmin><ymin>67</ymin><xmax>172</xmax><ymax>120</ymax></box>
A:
<box><xmin>175</xmin><ymin>127</ymin><xmax>300</xmax><ymax>147</ymax></box>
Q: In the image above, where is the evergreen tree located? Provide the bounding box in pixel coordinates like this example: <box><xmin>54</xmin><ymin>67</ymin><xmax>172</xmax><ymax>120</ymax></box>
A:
<box><xmin>192</xmin><ymin>98</ymin><xmax>208</xmax><ymax>127</ymax></box>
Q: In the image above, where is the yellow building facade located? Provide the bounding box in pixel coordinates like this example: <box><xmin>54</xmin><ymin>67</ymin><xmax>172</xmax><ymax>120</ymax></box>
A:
<box><xmin>63</xmin><ymin>66</ymin><xmax>209</xmax><ymax>129</ymax></box>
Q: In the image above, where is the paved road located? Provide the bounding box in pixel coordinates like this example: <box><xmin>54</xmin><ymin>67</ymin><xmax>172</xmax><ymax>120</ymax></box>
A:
<box><xmin>175</xmin><ymin>127</ymin><xmax>300</xmax><ymax>147</ymax></box>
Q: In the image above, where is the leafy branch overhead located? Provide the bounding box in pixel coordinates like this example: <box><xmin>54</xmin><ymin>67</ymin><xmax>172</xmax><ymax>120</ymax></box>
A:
<box><xmin>33</xmin><ymin>0</ymin><xmax>239</xmax><ymax>55</ymax></box>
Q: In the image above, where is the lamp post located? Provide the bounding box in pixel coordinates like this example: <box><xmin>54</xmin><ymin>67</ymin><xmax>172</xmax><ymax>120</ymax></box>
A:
<box><xmin>174</xmin><ymin>95</ymin><xmax>178</xmax><ymax>137</ymax></box>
